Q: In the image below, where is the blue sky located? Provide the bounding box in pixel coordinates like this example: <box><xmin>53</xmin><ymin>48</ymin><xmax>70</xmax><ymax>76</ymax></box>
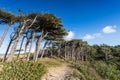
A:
<box><xmin>0</xmin><ymin>0</ymin><xmax>120</xmax><ymax>53</ymax></box>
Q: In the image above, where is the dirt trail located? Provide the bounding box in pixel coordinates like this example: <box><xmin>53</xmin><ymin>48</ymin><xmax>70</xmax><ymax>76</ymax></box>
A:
<box><xmin>42</xmin><ymin>65</ymin><xmax>72</xmax><ymax>80</ymax></box>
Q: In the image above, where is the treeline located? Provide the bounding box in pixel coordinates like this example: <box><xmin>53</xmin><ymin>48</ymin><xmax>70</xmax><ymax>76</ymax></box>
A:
<box><xmin>45</xmin><ymin>39</ymin><xmax>90</xmax><ymax>62</ymax></box>
<box><xmin>45</xmin><ymin>40</ymin><xmax>120</xmax><ymax>65</ymax></box>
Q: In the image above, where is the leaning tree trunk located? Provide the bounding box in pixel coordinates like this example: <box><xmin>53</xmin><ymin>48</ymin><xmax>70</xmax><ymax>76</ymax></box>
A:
<box><xmin>34</xmin><ymin>39</ymin><xmax>38</xmax><ymax>60</ymax></box>
<box><xmin>34</xmin><ymin>37</ymin><xmax>42</xmax><ymax>62</ymax></box>
<box><xmin>17</xmin><ymin>36</ymin><xmax>25</xmax><ymax>60</ymax></box>
<box><xmin>7</xmin><ymin>24</ymin><xmax>26</xmax><ymax>61</ymax></box>
<box><xmin>7</xmin><ymin>16</ymin><xmax>37</xmax><ymax>62</ymax></box>
<box><xmin>34</xmin><ymin>32</ymin><xmax>48</xmax><ymax>62</ymax></box>
<box><xmin>2</xmin><ymin>31</ymin><xmax>18</xmax><ymax>62</ymax></box>
<box><xmin>27</xmin><ymin>32</ymin><xmax>35</xmax><ymax>61</ymax></box>
<box><xmin>40</xmin><ymin>40</ymin><xmax>48</xmax><ymax>59</ymax></box>
<box><xmin>2</xmin><ymin>38</ymin><xmax>12</xmax><ymax>62</ymax></box>
<box><xmin>0</xmin><ymin>24</ymin><xmax>11</xmax><ymax>47</ymax></box>
<box><xmin>24</xmin><ymin>38</ymin><xmax>30</xmax><ymax>58</ymax></box>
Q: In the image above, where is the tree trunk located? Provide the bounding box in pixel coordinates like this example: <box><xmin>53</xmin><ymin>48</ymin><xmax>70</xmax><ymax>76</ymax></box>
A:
<box><xmin>34</xmin><ymin>37</ymin><xmax>42</xmax><ymax>61</ymax></box>
<box><xmin>7</xmin><ymin>16</ymin><xmax>37</xmax><ymax>62</ymax></box>
<box><xmin>17</xmin><ymin>36</ymin><xmax>25</xmax><ymax>60</ymax></box>
<box><xmin>2</xmin><ymin>39</ymin><xmax>12</xmax><ymax>62</ymax></box>
<box><xmin>40</xmin><ymin>41</ymin><xmax>48</xmax><ymax>59</ymax></box>
<box><xmin>81</xmin><ymin>55</ymin><xmax>84</xmax><ymax>61</ymax></box>
<box><xmin>0</xmin><ymin>24</ymin><xmax>11</xmax><ymax>47</ymax></box>
<box><xmin>71</xmin><ymin>46</ymin><xmax>75</xmax><ymax>61</ymax></box>
<box><xmin>34</xmin><ymin>32</ymin><xmax>48</xmax><ymax>62</ymax></box>
<box><xmin>27</xmin><ymin>32</ymin><xmax>35</xmax><ymax>61</ymax></box>
<box><xmin>105</xmin><ymin>52</ymin><xmax>108</xmax><ymax>60</ymax></box>
<box><xmin>24</xmin><ymin>39</ymin><xmax>29</xmax><ymax>58</ymax></box>
<box><xmin>64</xmin><ymin>42</ymin><xmax>67</xmax><ymax>61</ymax></box>
<box><xmin>34</xmin><ymin>39</ymin><xmax>38</xmax><ymax>60</ymax></box>
<box><xmin>57</xmin><ymin>41</ymin><xmax>61</xmax><ymax>57</ymax></box>
<box><xmin>7</xmin><ymin>24</ymin><xmax>26</xmax><ymax>61</ymax></box>
<box><xmin>85</xmin><ymin>54</ymin><xmax>87</xmax><ymax>61</ymax></box>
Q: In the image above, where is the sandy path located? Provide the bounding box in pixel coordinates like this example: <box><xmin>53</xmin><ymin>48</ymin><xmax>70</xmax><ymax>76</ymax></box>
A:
<box><xmin>42</xmin><ymin>65</ymin><xmax>72</xmax><ymax>80</ymax></box>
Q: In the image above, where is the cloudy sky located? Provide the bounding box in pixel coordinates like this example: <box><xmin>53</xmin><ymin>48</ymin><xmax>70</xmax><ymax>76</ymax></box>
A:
<box><xmin>0</xmin><ymin>0</ymin><xmax>120</xmax><ymax>53</ymax></box>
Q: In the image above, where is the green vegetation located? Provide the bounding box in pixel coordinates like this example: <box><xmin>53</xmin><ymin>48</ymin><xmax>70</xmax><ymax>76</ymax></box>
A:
<box><xmin>37</xmin><ymin>57</ymin><xmax>65</xmax><ymax>67</ymax></box>
<box><xmin>71</xmin><ymin>68</ymin><xmax>86</xmax><ymax>80</ymax></box>
<box><xmin>0</xmin><ymin>58</ymin><xmax>68</xmax><ymax>80</ymax></box>
<box><xmin>0</xmin><ymin>54</ymin><xmax>120</xmax><ymax>80</ymax></box>
<box><xmin>70</xmin><ymin>62</ymin><xmax>103</xmax><ymax>80</ymax></box>
<box><xmin>93</xmin><ymin>61</ymin><xmax>120</xmax><ymax>80</ymax></box>
<box><xmin>0</xmin><ymin>61</ymin><xmax>46</xmax><ymax>80</ymax></box>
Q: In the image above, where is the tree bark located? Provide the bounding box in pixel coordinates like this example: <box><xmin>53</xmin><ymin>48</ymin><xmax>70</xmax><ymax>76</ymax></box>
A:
<box><xmin>24</xmin><ymin>38</ymin><xmax>30</xmax><ymax>58</ymax></box>
<box><xmin>0</xmin><ymin>24</ymin><xmax>11</xmax><ymax>47</ymax></box>
<box><xmin>57</xmin><ymin>41</ymin><xmax>61</xmax><ymax>57</ymax></box>
<box><xmin>64</xmin><ymin>42</ymin><xmax>67</xmax><ymax>61</ymax></box>
<box><xmin>34</xmin><ymin>39</ymin><xmax>38</xmax><ymax>60</ymax></box>
<box><xmin>34</xmin><ymin>32</ymin><xmax>48</xmax><ymax>62</ymax></box>
<box><xmin>2</xmin><ymin>39</ymin><xmax>12</xmax><ymax>62</ymax></box>
<box><xmin>34</xmin><ymin>37</ymin><xmax>42</xmax><ymax>61</ymax></box>
<box><xmin>17</xmin><ymin>36</ymin><xmax>25</xmax><ymax>60</ymax></box>
<box><xmin>7</xmin><ymin>16</ymin><xmax>37</xmax><ymax>62</ymax></box>
<box><xmin>71</xmin><ymin>45</ymin><xmax>75</xmax><ymax>61</ymax></box>
<box><xmin>7</xmin><ymin>24</ymin><xmax>25</xmax><ymax>61</ymax></box>
<box><xmin>27</xmin><ymin>32</ymin><xmax>35</xmax><ymax>61</ymax></box>
<box><xmin>40</xmin><ymin>41</ymin><xmax>48</xmax><ymax>59</ymax></box>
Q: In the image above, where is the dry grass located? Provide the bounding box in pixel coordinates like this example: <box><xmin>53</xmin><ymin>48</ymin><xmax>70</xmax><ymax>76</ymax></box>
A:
<box><xmin>37</xmin><ymin>57</ymin><xmax>66</xmax><ymax>67</ymax></box>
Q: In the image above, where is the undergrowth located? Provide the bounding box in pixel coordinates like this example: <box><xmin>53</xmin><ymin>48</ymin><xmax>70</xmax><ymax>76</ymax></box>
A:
<box><xmin>0</xmin><ymin>61</ymin><xmax>46</xmax><ymax>80</ymax></box>
<box><xmin>93</xmin><ymin>61</ymin><xmax>120</xmax><ymax>80</ymax></box>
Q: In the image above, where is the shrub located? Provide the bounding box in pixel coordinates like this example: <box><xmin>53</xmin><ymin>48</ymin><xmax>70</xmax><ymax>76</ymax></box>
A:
<box><xmin>0</xmin><ymin>61</ymin><xmax>46</xmax><ymax>80</ymax></box>
<box><xmin>71</xmin><ymin>62</ymin><xmax>100</xmax><ymax>80</ymax></box>
<box><xmin>71</xmin><ymin>68</ymin><xmax>86</xmax><ymax>80</ymax></box>
<box><xmin>93</xmin><ymin>61</ymin><xmax>120</xmax><ymax>80</ymax></box>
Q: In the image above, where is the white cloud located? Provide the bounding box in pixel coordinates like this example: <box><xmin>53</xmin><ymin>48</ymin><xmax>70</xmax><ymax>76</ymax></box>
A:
<box><xmin>64</xmin><ymin>31</ymin><xmax>74</xmax><ymax>41</ymax></box>
<box><xmin>82</xmin><ymin>25</ymin><xmax>117</xmax><ymax>41</ymax></box>
<box><xmin>83</xmin><ymin>33</ymin><xmax>101</xmax><ymax>40</ymax></box>
<box><xmin>83</xmin><ymin>34</ymin><xmax>94</xmax><ymax>40</ymax></box>
<box><xmin>102</xmin><ymin>25</ymin><xmax>116</xmax><ymax>34</ymax></box>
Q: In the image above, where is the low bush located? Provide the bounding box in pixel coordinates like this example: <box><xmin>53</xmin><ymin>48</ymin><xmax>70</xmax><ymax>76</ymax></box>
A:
<box><xmin>70</xmin><ymin>62</ymin><xmax>101</xmax><ymax>80</ymax></box>
<box><xmin>71</xmin><ymin>68</ymin><xmax>86</xmax><ymax>80</ymax></box>
<box><xmin>0</xmin><ymin>61</ymin><xmax>46</xmax><ymax>80</ymax></box>
<box><xmin>93</xmin><ymin>61</ymin><xmax>120</xmax><ymax>80</ymax></box>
